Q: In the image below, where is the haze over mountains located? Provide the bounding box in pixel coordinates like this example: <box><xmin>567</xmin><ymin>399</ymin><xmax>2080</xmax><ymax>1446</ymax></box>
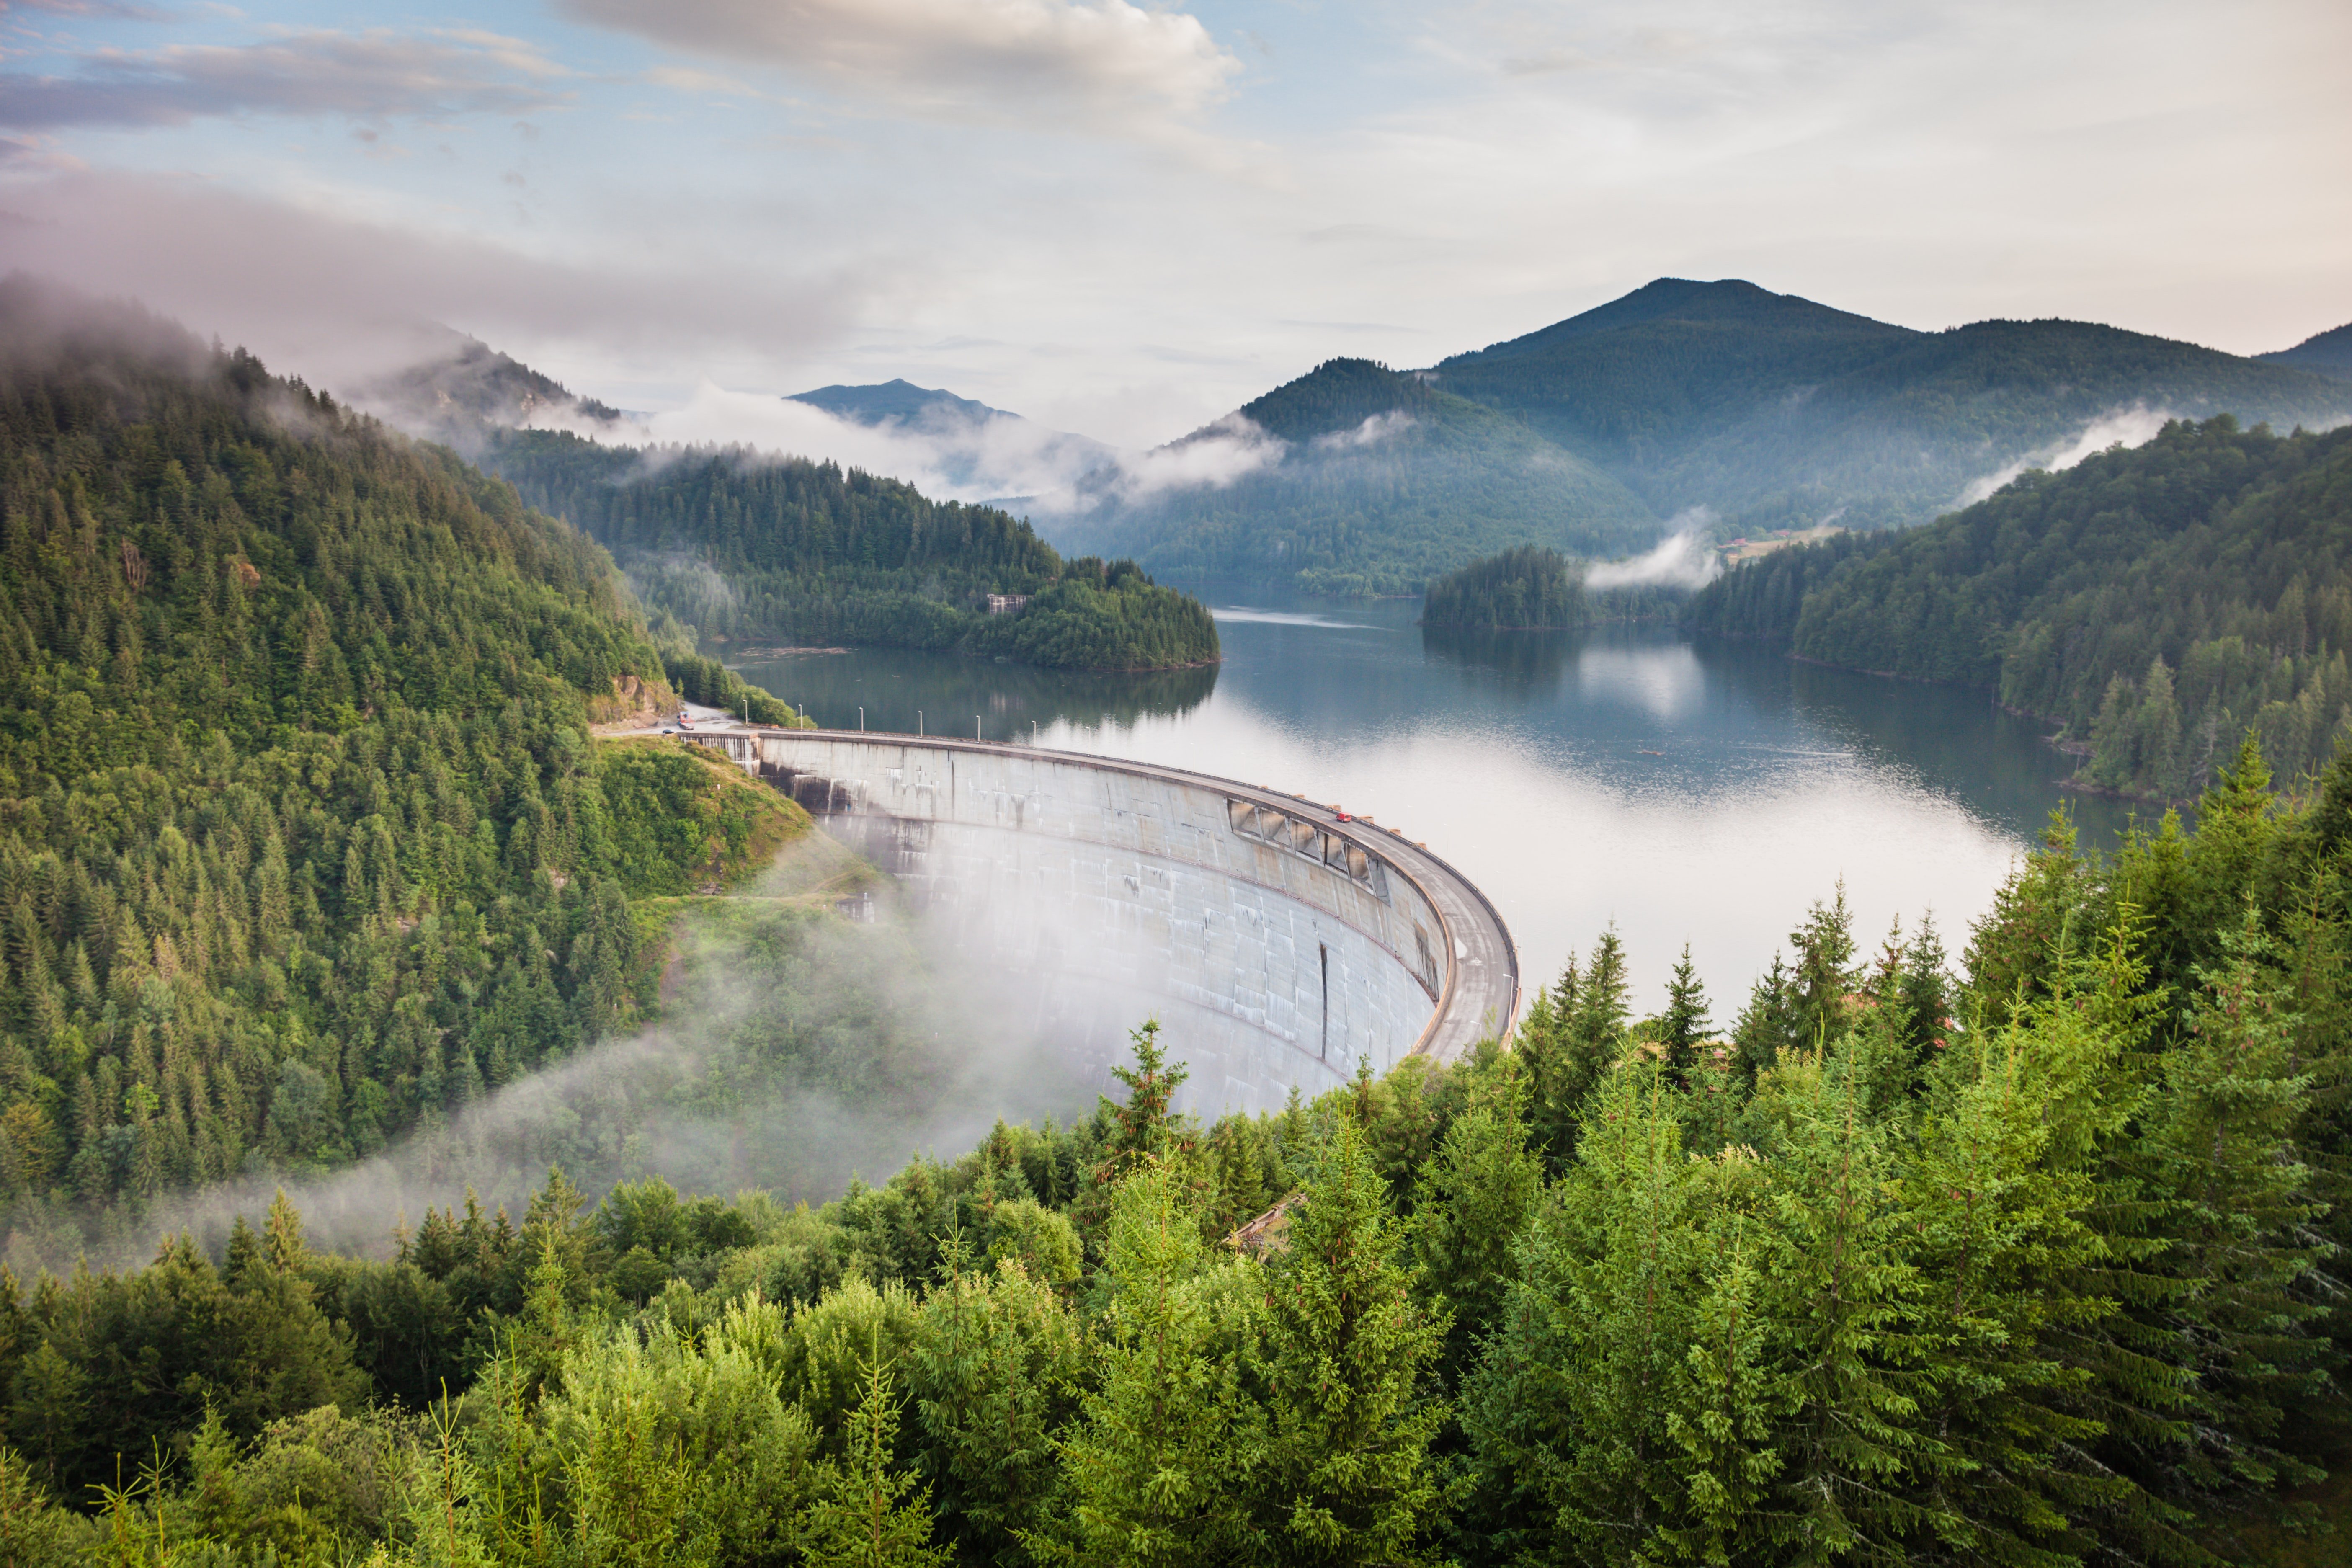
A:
<box><xmin>356</xmin><ymin>278</ymin><xmax>2352</xmax><ymax>595</ymax></box>
<box><xmin>784</xmin><ymin>378</ymin><xmax>1116</xmax><ymax>503</ymax></box>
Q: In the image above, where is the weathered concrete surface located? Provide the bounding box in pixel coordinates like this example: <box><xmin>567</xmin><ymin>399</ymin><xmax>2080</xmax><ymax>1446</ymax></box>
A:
<box><xmin>688</xmin><ymin>727</ymin><xmax>1520</xmax><ymax>1117</ymax></box>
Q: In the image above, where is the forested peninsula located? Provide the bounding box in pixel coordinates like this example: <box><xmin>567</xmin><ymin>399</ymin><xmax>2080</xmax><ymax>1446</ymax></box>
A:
<box><xmin>1687</xmin><ymin>415</ymin><xmax>2352</xmax><ymax>799</ymax></box>
<box><xmin>485</xmin><ymin>433</ymin><xmax>1220</xmax><ymax>673</ymax></box>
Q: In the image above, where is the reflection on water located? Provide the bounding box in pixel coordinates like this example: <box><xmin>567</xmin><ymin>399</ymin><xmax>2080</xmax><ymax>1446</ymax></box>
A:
<box><xmin>1211</xmin><ymin>606</ymin><xmax>1382</xmax><ymax>629</ymax></box>
<box><xmin>722</xmin><ymin>604</ymin><xmax>2138</xmax><ymax>1006</ymax></box>
<box><xmin>1574</xmin><ymin>642</ymin><xmax>1708</xmax><ymax>722</ymax></box>
<box><xmin>1418</xmin><ymin>627</ymin><xmax>1578</xmax><ymax>700</ymax></box>
<box><xmin>721</xmin><ymin>642</ymin><xmax>1219</xmax><ymax>742</ymax></box>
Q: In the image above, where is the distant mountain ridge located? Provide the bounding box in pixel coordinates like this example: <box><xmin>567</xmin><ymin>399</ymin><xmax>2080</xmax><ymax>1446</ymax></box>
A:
<box><xmin>787</xmin><ymin>376</ymin><xmax>1116</xmax><ymax>502</ymax></box>
<box><xmin>788</xmin><ymin>377</ymin><xmax>1007</xmax><ymax>425</ymax></box>
<box><xmin>2263</xmin><ymin>322</ymin><xmax>2352</xmax><ymax>381</ymax></box>
<box><xmin>348</xmin><ymin>283</ymin><xmax>2352</xmax><ymax>599</ymax></box>
<box><xmin>1426</xmin><ymin>279</ymin><xmax>2352</xmax><ymax>525</ymax></box>
<box><xmin>1063</xmin><ymin>357</ymin><xmax>1658</xmax><ymax>596</ymax></box>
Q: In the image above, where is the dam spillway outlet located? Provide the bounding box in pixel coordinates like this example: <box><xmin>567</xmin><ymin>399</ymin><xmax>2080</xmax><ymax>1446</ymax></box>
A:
<box><xmin>689</xmin><ymin>728</ymin><xmax>1520</xmax><ymax>1116</ymax></box>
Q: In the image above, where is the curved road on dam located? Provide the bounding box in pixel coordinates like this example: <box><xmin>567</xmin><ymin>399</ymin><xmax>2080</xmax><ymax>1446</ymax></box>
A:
<box><xmin>869</xmin><ymin>732</ymin><xmax>1522</xmax><ymax>1065</ymax></box>
<box><xmin>665</xmin><ymin>720</ymin><xmax>1522</xmax><ymax>1073</ymax></box>
<box><xmin>1162</xmin><ymin>753</ymin><xmax>1521</xmax><ymax>1065</ymax></box>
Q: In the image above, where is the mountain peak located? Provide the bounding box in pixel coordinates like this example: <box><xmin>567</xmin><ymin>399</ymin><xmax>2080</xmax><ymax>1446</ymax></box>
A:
<box><xmin>787</xmin><ymin>379</ymin><xmax>1005</xmax><ymax>425</ymax></box>
<box><xmin>1446</xmin><ymin>278</ymin><xmax>1913</xmax><ymax>367</ymax></box>
<box><xmin>1235</xmin><ymin>357</ymin><xmax>1441</xmax><ymax>443</ymax></box>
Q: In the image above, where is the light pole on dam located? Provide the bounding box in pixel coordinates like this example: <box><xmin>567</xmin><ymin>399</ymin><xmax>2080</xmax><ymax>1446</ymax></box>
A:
<box><xmin>687</xmin><ymin>725</ymin><xmax>1522</xmax><ymax>1116</ymax></box>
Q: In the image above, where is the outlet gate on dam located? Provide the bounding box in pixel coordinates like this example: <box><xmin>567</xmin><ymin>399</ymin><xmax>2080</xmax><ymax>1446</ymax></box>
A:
<box><xmin>686</xmin><ymin>726</ymin><xmax>1520</xmax><ymax>1116</ymax></box>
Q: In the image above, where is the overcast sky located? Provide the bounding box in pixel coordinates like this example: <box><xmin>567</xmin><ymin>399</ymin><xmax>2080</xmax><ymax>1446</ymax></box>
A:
<box><xmin>0</xmin><ymin>0</ymin><xmax>2345</xmax><ymax>447</ymax></box>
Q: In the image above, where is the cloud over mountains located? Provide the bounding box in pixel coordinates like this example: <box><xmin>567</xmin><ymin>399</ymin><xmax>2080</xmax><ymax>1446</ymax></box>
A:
<box><xmin>0</xmin><ymin>30</ymin><xmax>570</xmax><ymax>130</ymax></box>
<box><xmin>556</xmin><ymin>0</ymin><xmax>1240</xmax><ymax>132</ymax></box>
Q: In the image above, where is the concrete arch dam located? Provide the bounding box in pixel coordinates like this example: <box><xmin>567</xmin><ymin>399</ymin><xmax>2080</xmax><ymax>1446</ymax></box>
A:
<box><xmin>691</xmin><ymin>729</ymin><xmax>1521</xmax><ymax>1117</ymax></box>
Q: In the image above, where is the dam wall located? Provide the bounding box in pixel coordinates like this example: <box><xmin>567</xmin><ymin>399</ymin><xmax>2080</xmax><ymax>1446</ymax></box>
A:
<box><xmin>689</xmin><ymin>727</ymin><xmax>1519</xmax><ymax>1118</ymax></box>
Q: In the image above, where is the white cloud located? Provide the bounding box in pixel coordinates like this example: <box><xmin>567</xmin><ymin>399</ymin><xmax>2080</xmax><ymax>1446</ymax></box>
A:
<box><xmin>3</xmin><ymin>1</ymin><xmax>176</xmax><ymax>16</ymax></box>
<box><xmin>0</xmin><ymin>171</ymin><xmax>874</xmax><ymax>392</ymax></box>
<box><xmin>1093</xmin><ymin>412</ymin><xmax>1283</xmax><ymax>503</ymax></box>
<box><xmin>1311</xmin><ymin>410</ymin><xmax>1414</xmax><ymax>450</ymax></box>
<box><xmin>644</xmin><ymin>64</ymin><xmax>769</xmax><ymax>99</ymax></box>
<box><xmin>557</xmin><ymin>0</ymin><xmax>1240</xmax><ymax>133</ymax></box>
<box><xmin>1954</xmin><ymin>403</ymin><xmax>2176</xmax><ymax>507</ymax></box>
<box><xmin>1586</xmin><ymin>516</ymin><xmax>1721</xmax><ymax>590</ymax></box>
<box><xmin>621</xmin><ymin>379</ymin><xmax>1118</xmax><ymax>505</ymax></box>
<box><xmin>593</xmin><ymin>384</ymin><xmax>1283</xmax><ymax>517</ymax></box>
<box><xmin>0</xmin><ymin>31</ymin><xmax>570</xmax><ymax>130</ymax></box>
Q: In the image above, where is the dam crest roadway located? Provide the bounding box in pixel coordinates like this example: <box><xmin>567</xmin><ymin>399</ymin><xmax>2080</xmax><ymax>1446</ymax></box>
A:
<box><xmin>673</xmin><ymin>721</ymin><xmax>1522</xmax><ymax>1115</ymax></box>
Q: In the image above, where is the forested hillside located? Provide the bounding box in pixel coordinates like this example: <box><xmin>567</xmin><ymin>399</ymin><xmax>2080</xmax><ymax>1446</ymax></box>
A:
<box><xmin>0</xmin><ymin>279</ymin><xmax>820</xmax><ymax>1243</ymax></box>
<box><xmin>487</xmin><ymin>432</ymin><xmax>1219</xmax><ymax>671</ymax></box>
<box><xmin>2263</xmin><ymin>321</ymin><xmax>2352</xmax><ymax>381</ymax></box>
<box><xmin>1688</xmin><ymin>416</ymin><xmax>2352</xmax><ymax>799</ymax></box>
<box><xmin>1070</xmin><ymin>358</ymin><xmax>1658</xmax><ymax>596</ymax></box>
<box><xmin>1431</xmin><ymin>278</ymin><xmax>2352</xmax><ymax>524</ymax></box>
<box><xmin>6</xmin><ymin>742</ymin><xmax>2352</xmax><ymax>1566</ymax></box>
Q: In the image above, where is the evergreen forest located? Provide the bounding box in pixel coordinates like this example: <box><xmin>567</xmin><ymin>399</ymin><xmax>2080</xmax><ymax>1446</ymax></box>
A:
<box><xmin>0</xmin><ymin>278</ymin><xmax>864</xmax><ymax>1254</ymax></box>
<box><xmin>1419</xmin><ymin>545</ymin><xmax>1693</xmax><ymax>630</ymax></box>
<box><xmin>1422</xmin><ymin>547</ymin><xmax>1589</xmax><ymax>629</ymax></box>
<box><xmin>1687</xmin><ymin>415</ymin><xmax>2352</xmax><ymax>801</ymax></box>
<box><xmin>483</xmin><ymin>433</ymin><xmax>1220</xmax><ymax>673</ymax></box>
<box><xmin>7</xmin><ymin>738</ymin><xmax>2352</xmax><ymax>1566</ymax></box>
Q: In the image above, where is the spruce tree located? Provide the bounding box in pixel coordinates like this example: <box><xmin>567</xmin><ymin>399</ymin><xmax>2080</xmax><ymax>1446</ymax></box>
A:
<box><xmin>2120</xmin><ymin>906</ymin><xmax>2329</xmax><ymax>1505</ymax></box>
<box><xmin>1730</xmin><ymin>953</ymin><xmax>1801</xmax><ymax>1095</ymax></box>
<box><xmin>1746</xmin><ymin>1040</ymin><xmax>1943</xmax><ymax>1565</ymax></box>
<box><xmin>1463</xmin><ymin>1066</ymin><xmax>1725</xmax><ymax>1565</ymax></box>
<box><xmin>1254</xmin><ymin>1120</ymin><xmax>1447</xmax><ymax>1563</ymax></box>
<box><xmin>909</xmin><ymin>1252</ymin><xmax>1084</xmax><ymax>1566</ymax></box>
<box><xmin>803</xmin><ymin>1328</ymin><xmax>950</xmax><ymax>1568</ymax></box>
<box><xmin>1098</xmin><ymin>1020</ymin><xmax>1189</xmax><ymax>1180</ymax></box>
<box><xmin>1410</xmin><ymin>1075</ymin><xmax>1543</xmax><ymax>1389</ymax></box>
<box><xmin>1659</xmin><ymin>944</ymin><xmax>1712</xmax><ymax>1088</ymax></box>
<box><xmin>1519</xmin><ymin>931</ymin><xmax>1632</xmax><ymax>1176</ymax></box>
<box><xmin>1655</xmin><ymin>1203</ymin><xmax>1788</xmax><ymax>1567</ymax></box>
<box><xmin>1788</xmin><ymin>883</ymin><xmax>1859</xmax><ymax>1047</ymax></box>
<box><xmin>1900</xmin><ymin>977</ymin><xmax>2126</xmax><ymax>1566</ymax></box>
<box><xmin>1028</xmin><ymin>1166</ymin><xmax>1260</xmax><ymax>1567</ymax></box>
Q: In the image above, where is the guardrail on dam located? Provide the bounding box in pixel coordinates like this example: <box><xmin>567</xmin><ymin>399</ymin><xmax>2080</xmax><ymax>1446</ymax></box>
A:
<box><xmin>687</xmin><ymin>727</ymin><xmax>1520</xmax><ymax>1116</ymax></box>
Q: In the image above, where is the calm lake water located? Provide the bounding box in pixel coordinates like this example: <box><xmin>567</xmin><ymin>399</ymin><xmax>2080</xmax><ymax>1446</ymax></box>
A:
<box><xmin>722</xmin><ymin>601</ymin><xmax>2141</xmax><ymax>1014</ymax></box>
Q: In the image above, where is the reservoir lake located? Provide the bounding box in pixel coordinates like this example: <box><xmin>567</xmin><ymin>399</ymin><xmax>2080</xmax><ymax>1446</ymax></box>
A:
<box><xmin>723</xmin><ymin>600</ymin><xmax>2142</xmax><ymax>1014</ymax></box>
